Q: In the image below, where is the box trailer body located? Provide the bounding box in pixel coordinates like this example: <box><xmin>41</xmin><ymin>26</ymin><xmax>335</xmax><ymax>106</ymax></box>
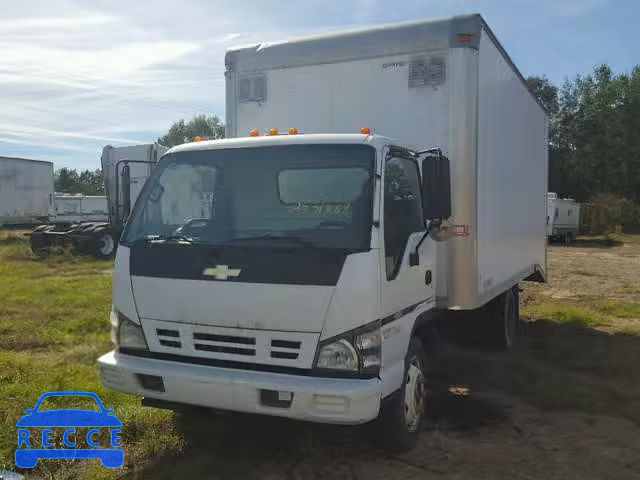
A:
<box><xmin>546</xmin><ymin>192</ymin><xmax>580</xmax><ymax>241</ymax></box>
<box><xmin>225</xmin><ymin>14</ymin><xmax>548</xmax><ymax>308</ymax></box>
<box><xmin>99</xmin><ymin>14</ymin><xmax>548</xmax><ymax>448</ymax></box>
<box><xmin>0</xmin><ymin>157</ymin><xmax>54</xmax><ymax>226</ymax></box>
<box><xmin>30</xmin><ymin>144</ymin><xmax>166</xmax><ymax>258</ymax></box>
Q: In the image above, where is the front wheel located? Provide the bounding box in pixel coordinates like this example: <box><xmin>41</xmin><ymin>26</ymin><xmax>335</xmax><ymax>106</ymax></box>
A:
<box><xmin>372</xmin><ymin>337</ymin><xmax>426</xmax><ymax>451</ymax></box>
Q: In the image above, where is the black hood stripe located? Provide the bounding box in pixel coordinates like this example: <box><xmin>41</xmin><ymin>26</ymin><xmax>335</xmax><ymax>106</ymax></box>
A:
<box><xmin>129</xmin><ymin>245</ymin><xmax>348</xmax><ymax>286</ymax></box>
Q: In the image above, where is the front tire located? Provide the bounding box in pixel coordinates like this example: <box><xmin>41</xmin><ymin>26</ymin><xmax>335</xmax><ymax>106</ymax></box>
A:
<box><xmin>373</xmin><ymin>336</ymin><xmax>426</xmax><ymax>451</ymax></box>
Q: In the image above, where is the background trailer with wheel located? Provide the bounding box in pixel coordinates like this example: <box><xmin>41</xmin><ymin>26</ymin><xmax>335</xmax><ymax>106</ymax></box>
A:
<box><xmin>31</xmin><ymin>143</ymin><xmax>167</xmax><ymax>258</ymax></box>
<box><xmin>99</xmin><ymin>14</ymin><xmax>547</xmax><ymax>451</ymax></box>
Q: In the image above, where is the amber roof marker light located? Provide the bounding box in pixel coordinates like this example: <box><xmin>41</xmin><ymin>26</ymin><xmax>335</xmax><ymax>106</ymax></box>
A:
<box><xmin>249</xmin><ymin>129</ymin><xmax>260</xmax><ymax>137</ymax></box>
<box><xmin>360</xmin><ymin>127</ymin><xmax>371</xmax><ymax>135</ymax></box>
<box><xmin>288</xmin><ymin>127</ymin><xmax>299</xmax><ymax>135</ymax></box>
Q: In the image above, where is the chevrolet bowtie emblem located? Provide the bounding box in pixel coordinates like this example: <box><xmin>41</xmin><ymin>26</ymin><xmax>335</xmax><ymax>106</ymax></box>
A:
<box><xmin>203</xmin><ymin>265</ymin><xmax>241</xmax><ymax>280</ymax></box>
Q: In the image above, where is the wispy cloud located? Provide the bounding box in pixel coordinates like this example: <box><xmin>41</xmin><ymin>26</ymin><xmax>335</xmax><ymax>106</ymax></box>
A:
<box><xmin>0</xmin><ymin>14</ymin><xmax>115</xmax><ymax>31</ymax></box>
<box><xmin>0</xmin><ymin>0</ymin><xmax>634</xmax><ymax>169</ymax></box>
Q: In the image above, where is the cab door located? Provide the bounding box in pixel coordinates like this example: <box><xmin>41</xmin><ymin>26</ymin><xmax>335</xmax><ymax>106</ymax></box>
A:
<box><xmin>379</xmin><ymin>146</ymin><xmax>436</xmax><ymax>319</ymax></box>
<box><xmin>378</xmin><ymin>146</ymin><xmax>436</xmax><ymax>396</ymax></box>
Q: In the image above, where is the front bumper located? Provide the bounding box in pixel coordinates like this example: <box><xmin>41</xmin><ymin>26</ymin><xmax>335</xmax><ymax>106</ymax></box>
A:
<box><xmin>98</xmin><ymin>350</ymin><xmax>381</xmax><ymax>425</ymax></box>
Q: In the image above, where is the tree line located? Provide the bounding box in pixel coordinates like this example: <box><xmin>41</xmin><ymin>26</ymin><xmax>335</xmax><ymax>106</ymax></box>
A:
<box><xmin>54</xmin><ymin>168</ymin><xmax>105</xmax><ymax>195</ymax></box>
<box><xmin>527</xmin><ymin>64</ymin><xmax>640</xmax><ymax>231</ymax></box>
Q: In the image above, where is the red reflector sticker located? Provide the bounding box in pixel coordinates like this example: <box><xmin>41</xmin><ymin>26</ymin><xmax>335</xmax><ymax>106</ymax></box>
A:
<box><xmin>456</xmin><ymin>34</ymin><xmax>475</xmax><ymax>42</ymax></box>
<box><xmin>450</xmin><ymin>225</ymin><xmax>470</xmax><ymax>237</ymax></box>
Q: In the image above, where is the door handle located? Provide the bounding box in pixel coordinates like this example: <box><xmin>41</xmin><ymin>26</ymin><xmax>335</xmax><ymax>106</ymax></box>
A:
<box><xmin>425</xmin><ymin>270</ymin><xmax>432</xmax><ymax>285</ymax></box>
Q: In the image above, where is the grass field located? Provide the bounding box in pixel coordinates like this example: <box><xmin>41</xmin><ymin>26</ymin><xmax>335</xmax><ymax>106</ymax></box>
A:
<box><xmin>1</xmin><ymin>231</ymin><xmax>639</xmax><ymax>479</ymax></box>
<box><xmin>0</xmin><ymin>232</ymin><xmax>181</xmax><ymax>479</ymax></box>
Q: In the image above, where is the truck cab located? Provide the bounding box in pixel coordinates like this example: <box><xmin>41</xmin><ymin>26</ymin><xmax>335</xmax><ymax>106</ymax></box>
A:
<box><xmin>99</xmin><ymin>132</ymin><xmax>450</xmax><ymax>449</ymax></box>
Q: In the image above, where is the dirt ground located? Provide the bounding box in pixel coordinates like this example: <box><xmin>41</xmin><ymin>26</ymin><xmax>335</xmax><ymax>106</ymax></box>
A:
<box><xmin>125</xmin><ymin>240</ymin><xmax>640</xmax><ymax>480</ymax></box>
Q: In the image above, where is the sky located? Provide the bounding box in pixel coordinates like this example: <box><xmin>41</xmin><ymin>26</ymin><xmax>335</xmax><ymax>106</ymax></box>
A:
<box><xmin>1</xmin><ymin>0</ymin><xmax>638</xmax><ymax>170</ymax></box>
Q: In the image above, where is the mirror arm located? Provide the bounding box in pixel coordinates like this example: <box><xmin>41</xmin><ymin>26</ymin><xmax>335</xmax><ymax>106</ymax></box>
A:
<box><xmin>409</xmin><ymin>219</ymin><xmax>440</xmax><ymax>266</ymax></box>
<box><xmin>415</xmin><ymin>147</ymin><xmax>443</xmax><ymax>157</ymax></box>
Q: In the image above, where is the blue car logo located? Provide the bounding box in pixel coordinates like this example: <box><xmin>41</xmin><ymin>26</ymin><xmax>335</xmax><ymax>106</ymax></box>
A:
<box><xmin>15</xmin><ymin>391</ymin><xmax>123</xmax><ymax>469</ymax></box>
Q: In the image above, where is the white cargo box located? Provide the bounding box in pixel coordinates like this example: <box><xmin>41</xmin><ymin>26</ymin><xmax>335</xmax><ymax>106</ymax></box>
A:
<box><xmin>225</xmin><ymin>14</ymin><xmax>548</xmax><ymax>309</ymax></box>
<box><xmin>0</xmin><ymin>157</ymin><xmax>54</xmax><ymax>226</ymax></box>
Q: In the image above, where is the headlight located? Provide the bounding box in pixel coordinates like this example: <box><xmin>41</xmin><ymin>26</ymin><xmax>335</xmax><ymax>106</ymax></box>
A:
<box><xmin>113</xmin><ymin>309</ymin><xmax>147</xmax><ymax>350</ymax></box>
<box><xmin>314</xmin><ymin>321</ymin><xmax>381</xmax><ymax>376</ymax></box>
<box><xmin>316</xmin><ymin>338</ymin><xmax>359</xmax><ymax>371</ymax></box>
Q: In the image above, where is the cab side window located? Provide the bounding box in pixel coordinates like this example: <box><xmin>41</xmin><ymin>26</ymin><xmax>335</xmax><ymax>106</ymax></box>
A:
<box><xmin>384</xmin><ymin>156</ymin><xmax>424</xmax><ymax>279</ymax></box>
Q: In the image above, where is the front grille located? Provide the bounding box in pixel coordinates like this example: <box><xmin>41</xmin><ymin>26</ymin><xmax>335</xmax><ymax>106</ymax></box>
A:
<box><xmin>193</xmin><ymin>332</ymin><xmax>255</xmax><ymax>345</ymax></box>
<box><xmin>194</xmin><ymin>344</ymin><xmax>255</xmax><ymax>355</ymax></box>
<box><xmin>141</xmin><ymin>319</ymin><xmax>319</xmax><ymax>368</ymax></box>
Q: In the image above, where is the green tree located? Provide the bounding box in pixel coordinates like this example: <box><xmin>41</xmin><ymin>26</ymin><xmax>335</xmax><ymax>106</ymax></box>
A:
<box><xmin>54</xmin><ymin>168</ymin><xmax>104</xmax><ymax>195</ymax></box>
<box><xmin>54</xmin><ymin>167</ymin><xmax>80</xmax><ymax>193</ymax></box>
<box><xmin>528</xmin><ymin>64</ymin><xmax>640</xmax><ymax>204</ymax></box>
<box><xmin>158</xmin><ymin>114</ymin><xmax>225</xmax><ymax>148</ymax></box>
<box><xmin>527</xmin><ymin>76</ymin><xmax>558</xmax><ymax>116</ymax></box>
<box><xmin>528</xmin><ymin>65</ymin><xmax>640</xmax><ymax>231</ymax></box>
<box><xmin>78</xmin><ymin>169</ymin><xmax>105</xmax><ymax>195</ymax></box>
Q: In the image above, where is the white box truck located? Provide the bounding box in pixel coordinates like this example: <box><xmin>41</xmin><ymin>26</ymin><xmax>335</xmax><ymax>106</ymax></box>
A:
<box><xmin>0</xmin><ymin>157</ymin><xmax>54</xmax><ymax>226</ymax></box>
<box><xmin>547</xmin><ymin>192</ymin><xmax>580</xmax><ymax>243</ymax></box>
<box><xmin>99</xmin><ymin>14</ymin><xmax>548</xmax><ymax>450</ymax></box>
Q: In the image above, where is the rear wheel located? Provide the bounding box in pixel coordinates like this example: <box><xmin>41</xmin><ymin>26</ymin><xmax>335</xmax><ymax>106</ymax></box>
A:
<box><xmin>373</xmin><ymin>337</ymin><xmax>426</xmax><ymax>451</ymax></box>
<box><xmin>565</xmin><ymin>232</ymin><xmax>574</xmax><ymax>244</ymax></box>
<box><xmin>487</xmin><ymin>286</ymin><xmax>520</xmax><ymax>350</ymax></box>
<box><xmin>30</xmin><ymin>224</ymin><xmax>54</xmax><ymax>255</ymax></box>
<box><xmin>95</xmin><ymin>229</ymin><xmax>116</xmax><ymax>258</ymax></box>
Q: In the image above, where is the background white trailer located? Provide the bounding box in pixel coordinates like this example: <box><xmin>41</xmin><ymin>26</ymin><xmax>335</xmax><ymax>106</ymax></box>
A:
<box><xmin>225</xmin><ymin>13</ymin><xmax>548</xmax><ymax>309</ymax></box>
<box><xmin>547</xmin><ymin>192</ymin><xmax>580</xmax><ymax>242</ymax></box>
<box><xmin>0</xmin><ymin>156</ymin><xmax>54</xmax><ymax>226</ymax></box>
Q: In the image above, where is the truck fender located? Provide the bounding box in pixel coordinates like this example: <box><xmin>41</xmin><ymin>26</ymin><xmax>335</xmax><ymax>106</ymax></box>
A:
<box><xmin>380</xmin><ymin>305</ymin><xmax>434</xmax><ymax>398</ymax></box>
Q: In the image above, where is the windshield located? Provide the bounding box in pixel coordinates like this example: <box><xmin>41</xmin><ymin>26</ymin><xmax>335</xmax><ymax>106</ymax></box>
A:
<box><xmin>123</xmin><ymin>144</ymin><xmax>375</xmax><ymax>250</ymax></box>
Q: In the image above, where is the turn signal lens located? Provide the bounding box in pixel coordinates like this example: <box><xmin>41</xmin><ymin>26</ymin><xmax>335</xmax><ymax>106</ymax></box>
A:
<box><xmin>288</xmin><ymin>127</ymin><xmax>299</xmax><ymax>135</ymax></box>
<box><xmin>249</xmin><ymin>129</ymin><xmax>260</xmax><ymax>137</ymax></box>
<box><xmin>268</xmin><ymin>128</ymin><xmax>279</xmax><ymax>136</ymax></box>
<box><xmin>360</xmin><ymin>127</ymin><xmax>371</xmax><ymax>135</ymax></box>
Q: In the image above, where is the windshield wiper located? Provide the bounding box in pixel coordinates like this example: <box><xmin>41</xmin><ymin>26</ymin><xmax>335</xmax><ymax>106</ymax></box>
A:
<box><xmin>143</xmin><ymin>234</ymin><xmax>195</xmax><ymax>245</ymax></box>
<box><xmin>228</xmin><ymin>234</ymin><xmax>319</xmax><ymax>250</ymax></box>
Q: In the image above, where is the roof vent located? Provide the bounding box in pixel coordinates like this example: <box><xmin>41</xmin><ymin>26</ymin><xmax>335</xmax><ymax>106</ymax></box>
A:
<box><xmin>238</xmin><ymin>75</ymin><xmax>267</xmax><ymax>103</ymax></box>
<box><xmin>408</xmin><ymin>57</ymin><xmax>446</xmax><ymax>88</ymax></box>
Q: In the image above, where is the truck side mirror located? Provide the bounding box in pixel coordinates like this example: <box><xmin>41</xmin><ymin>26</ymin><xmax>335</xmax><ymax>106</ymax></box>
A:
<box><xmin>421</xmin><ymin>154</ymin><xmax>451</xmax><ymax>221</ymax></box>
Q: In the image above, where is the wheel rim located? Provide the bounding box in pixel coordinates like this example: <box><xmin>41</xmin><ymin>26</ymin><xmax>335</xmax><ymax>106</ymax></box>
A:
<box><xmin>404</xmin><ymin>356</ymin><xmax>426</xmax><ymax>432</ymax></box>
<box><xmin>504</xmin><ymin>292</ymin><xmax>516</xmax><ymax>348</ymax></box>
<box><xmin>98</xmin><ymin>234</ymin><xmax>114</xmax><ymax>256</ymax></box>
